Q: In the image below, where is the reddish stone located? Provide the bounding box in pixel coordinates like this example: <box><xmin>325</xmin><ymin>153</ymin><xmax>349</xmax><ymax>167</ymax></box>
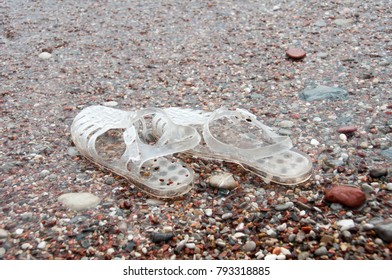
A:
<box><xmin>324</xmin><ymin>185</ymin><xmax>366</xmax><ymax>208</ymax></box>
<box><xmin>337</xmin><ymin>126</ymin><xmax>357</xmax><ymax>134</ymax></box>
<box><xmin>297</xmin><ymin>197</ymin><xmax>308</xmax><ymax>204</ymax></box>
<box><xmin>286</xmin><ymin>48</ymin><xmax>306</xmax><ymax>60</ymax></box>
<box><xmin>301</xmin><ymin>225</ymin><xmax>312</xmax><ymax>233</ymax></box>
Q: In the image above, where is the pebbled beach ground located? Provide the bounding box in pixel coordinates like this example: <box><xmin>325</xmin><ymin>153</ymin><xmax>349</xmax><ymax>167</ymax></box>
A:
<box><xmin>0</xmin><ymin>0</ymin><xmax>391</xmax><ymax>260</ymax></box>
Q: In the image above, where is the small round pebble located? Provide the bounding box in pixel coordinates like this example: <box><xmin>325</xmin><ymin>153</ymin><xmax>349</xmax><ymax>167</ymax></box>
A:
<box><xmin>243</xmin><ymin>241</ymin><xmax>256</xmax><ymax>252</ymax></box>
<box><xmin>310</xmin><ymin>139</ymin><xmax>320</xmax><ymax>146</ymax></box>
<box><xmin>39</xmin><ymin>52</ymin><xmax>52</xmax><ymax>59</ymax></box>
<box><xmin>205</xmin><ymin>209</ymin><xmax>213</xmax><ymax>217</ymax></box>
<box><xmin>37</xmin><ymin>241</ymin><xmax>46</xmax><ymax>249</ymax></box>
<box><xmin>314</xmin><ymin>246</ymin><xmax>328</xmax><ymax>256</ymax></box>
<box><xmin>15</xmin><ymin>229</ymin><xmax>23</xmax><ymax>235</ymax></box>
<box><xmin>103</xmin><ymin>101</ymin><xmax>118</xmax><ymax>107</ymax></box>
<box><xmin>286</xmin><ymin>48</ymin><xmax>306</xmax><ymax>60</ymax></box>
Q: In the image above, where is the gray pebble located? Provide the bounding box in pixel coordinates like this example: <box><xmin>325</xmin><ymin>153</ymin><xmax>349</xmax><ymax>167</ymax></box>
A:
<box><xmin>361</xmin><ymin>223</ymin><xmax>375</xmax><ymax>231</ymax></box>
<box><xmin>243</xmin><ymin>241</ymin><xmax>257</xmax><ymax>252</ymax></box>
<box><xmin>314</xmin><ymin>246</ymin><xmax>328</xmax><ymax>256</ymax></box>
<box><xmin>0</xmin><ymin>247</ymin><xmax>5</xmax><ymax>258</ymax></box>
<box><xmin>299</xmin><ymin>86</ymin><xmax>348</xmax><ymax>101</ymax></box>
<box><xmin>279</xmin><ymin>120</ymin><xmax>294</xmax><ymax>128</ymax></box>
<box><xmin>274</xmin><ymin>202</ymin><xmax>294</xmax><ymax>211</ymax></box>
<box><xmin>67</xmin><ymin>147</ymin><xmax>79</xmax><ymax>157</ymax></box>
<box><xmin>297</xmin><ymin>251</ymin><xmax>310</xmax><ymax>260</ymax></box>
<box><xmin>374</xmin><ymin>221</ymin><xmax>392</xmax><ymax>243</ymax></box>
<box><xmin>0</xmin><ymin>229</ymin><xmax>9</xmax><ymax>239</ymax></box>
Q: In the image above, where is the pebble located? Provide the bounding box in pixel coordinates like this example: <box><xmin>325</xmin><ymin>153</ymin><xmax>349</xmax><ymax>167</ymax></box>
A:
<box><xmin>299</xmin><ymin>86</ymin><xmax>348</xmax><ymax>101</ymax></box>
<box><xmin>146</xmin><ymin>199</ymin><xmax>166</xmax><ymax>206</ymax></box>
<box><xmin>150</xmin><ymin>232</ymin><xmax>174</xmax><ymax>243</ymax></box>
<box><xmin>387</xmin><ymin>183</ymin><xmax>392</xmax><ymax>191</ymax></box>
<box><xmin>374</xmin><ymin>221</ymin><xmax>392</xmax><ymax>243</ymax></box>
<box><xmin>310</xmin><ymin>139</ymin><xmax>320</xmax><ymax>146</ymax></box>
<box><xmin>58</xmin><ymin>192</ymin><xmax>101</xmax><ymax>211</ymax></box>
<box><xmin>21</xmin><ymin>243</ymin><xmax>31</xmax><ymax>250</ymax></box>
<box><xmin>264</xmin><ymin>254</ymin><xmax>278</xmax><ymax>260</ymax></box>
<box><xmin>276</xmin><ymin>223</ymin><xmax>287</xmax><ymax>231</ymax></box>
<box><xmin>275</xmin><ymin>202</ymin><xmax>294</xmax><ymax>211</ymax></box>
<box><xmin>314</xmin><ymin>20</ymin><xmax>327</xmax><ymax>27</ymax></box>
<box><xmin>369</xmin><ymin>168</ymin><xmax>388</xmax><ymax>178</ymax></box>
<box><xmin>337</xmin><ymin>126</ymin><xmax>357</xmax><ymax>134</ymax></box>
<box><xmin>222</xmin><ymin>213</ymin><xmax>233</xmax><ymax>220</ymax></box>
<box><xmin>380</xmin><ymin>148</ymin><xmax>392</xmax><ymax>160</ymax></box>
<box><xmin>67</xmin><ymin>147</ymin><xmax>79</xmax><ymax>157</ymax></box>
<box><xmin>15</xmin><ymin>229</ymin><xmax>23</xmax><ymax>235</ymax></box>
<box><xmin>276</xmin><ymin>254</ymin><xmax>286</xmax><ymax>260</ymax></box>
<box><xmin>205</xmin><ymin>209</ymin><xmax>213</xmax><ymax>217</ymax></box>
<box><xmin>279</xmin><ymin>120</ymin><xmax>294</xmax><ymax>128</ymax></box>
<box><xmin>0</xmin><ymin>247</ymin><xmax>5</xmax><ymax>258</ymax></box>
<box><xmin>324</xmin><ymin>185</ymin><xmax>366</xmax><ymax>208</ymax></box>
<box><xmin>0</xmin><ymin>229</ymin><xmax>9</xmax><ymax>239</ymax></box>
<box><xmin>314</xmin><ymin>246</ymin><xmax>328</xmax><ymax>256</ymax></box>
<box><xmin>209</xmin><ymin>173</ymin><xmax>237</xmax><ymax>190</ymax></box>
<box><xmin>103</xmin><ymin>101</ymin><xmax>118</xmax><ymax>107</ymax></box>
<box><xmin>297</xmin><ymin>252</ymin><xmax>310</xmax><ymax>260</ymax></box>
<box><xmin>337</xmin><ymin>219</ymin><xmax>355</xmax><ymax>231</ymax></box>
<box><xmin>185</xmin><ymin>243</ymin><xmax>196</xmax><ymax>249</ymax></box>
<box><xmin>362</xmin><ymin>223</ymin><xmax>375</xmax><ymax>231</ymax></box>
<box><xmin>37</xmin><ymin>241</ymin><xmax>46</xmax><ymax>249</ymax></box>
<box><xmin>39</xmin><ymin>52</ymin><xmax>52</xmax><ymax>59</ymax></box>
<box><xmin>339</xmin><ymin>134</ymin><xmax>347</xmax><ymax>142</ymax></box>
<box><xmin>320</xmin><ymin>235</ymin><xmax>335</xmax><ymax>245</ymax></box>
<box><xmin>334</xmin><ymin>18</ymin><xmax>354</xmax><ymax>26</ymax></box>
<box><xmin>286</xmin><ymin>48</ymin><xmax>306</xmax><ymax>60</ymax></box>
<box><xmin>243</xmin><ymin>241</ymin><xmax>256</xmax><ymax>252</ymax></box>
<box><xmin>39</xmin><ymin>169</ymin><xmax>50</xmax><ymax>178</ymax></box>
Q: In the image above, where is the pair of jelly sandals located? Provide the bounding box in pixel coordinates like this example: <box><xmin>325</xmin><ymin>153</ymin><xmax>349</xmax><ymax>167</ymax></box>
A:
<box><xmin>71</xmin><ymin>106</ymin><xmax>313</xmax><ymax>198</ymax></box>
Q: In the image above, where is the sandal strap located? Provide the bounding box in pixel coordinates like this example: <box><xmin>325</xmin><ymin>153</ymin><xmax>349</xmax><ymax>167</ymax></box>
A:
<box><xmin>85</xmin><ymin>107</ymin><xmax>200</xmax><ymax>171</ymax></box>
<box><xmin>202</xmin><ymin>108</ymin><xmax>293</xmax><ymax>160</ymax></box>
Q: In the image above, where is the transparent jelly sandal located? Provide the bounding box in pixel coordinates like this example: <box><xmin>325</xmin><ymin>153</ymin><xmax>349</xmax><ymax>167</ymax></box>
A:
<box><xmin>71</xmin><ymin>105</ymin><xmax>201</xmax><ymax>198</ymax></box>
<box><xmin>153</xmin><ymin>108</ymin><xmax>313</xmax><ymax>185</ymax></box>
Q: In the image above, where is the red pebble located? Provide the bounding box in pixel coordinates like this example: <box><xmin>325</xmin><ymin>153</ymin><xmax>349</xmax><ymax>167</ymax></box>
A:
<box><xmin>337</xmin><ymin>126</ymin><xmax>357</xmax><ymax>134</ymax></box>
<box><xmin>324</xmin><ymin>185</ymin><xmax>366</xmax><ymax>208</ymax></box>
<box><xmin>286</xmin><ymin>48</ymin><xmax>306</xmax><ymax>60</ymax></box>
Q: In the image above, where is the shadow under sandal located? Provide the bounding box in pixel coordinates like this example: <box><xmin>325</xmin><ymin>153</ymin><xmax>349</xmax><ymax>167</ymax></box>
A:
<box><xmin>71</xmin><ymin>105</ymin><xmax>201</xmax><ymax>198</ymax></box>
<box><xmin>153</xmin><ymin>107</ymin><xmax>313</xmax><ymax>185</ymax></box>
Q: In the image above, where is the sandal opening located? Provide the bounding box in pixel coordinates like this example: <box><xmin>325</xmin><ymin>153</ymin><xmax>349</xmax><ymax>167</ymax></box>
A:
<box><xmin>95</xmin><ymin>129</ymin><xmax>126</xmax><ymax>162</ymax></box>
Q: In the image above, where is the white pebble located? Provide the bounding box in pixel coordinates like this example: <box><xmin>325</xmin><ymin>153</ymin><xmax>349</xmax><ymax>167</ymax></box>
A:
<box><xmin>185</xmin><ymin>243</ymin><xmax>196</xmax><ymax>249</ymax></box>
<box><xmin>264</xmin><ymin>254</ymin><xmax>278</xmax><ymax>260</ymax></box>
<box><xmin>141</xmin><ymin>247</ymin><xmax>147</xmax><ymax>254</ymax></box>
<box><xmin>337</xmin><ymin>219</ymin><xmax>355</xmax><ymax>231</ymax></box>
<box><xmin>313</xmin><ymin>117</ymin><xmax>322</xmax><ymax>122</ymax></box>
<box><xmin>209</xmin><ymin>173</ymin><xmax>237</xmax><ymax>190</ymax></box>
<box><xmin>21</xmin><ymin>243</ymin><xmax>31</xmax><ymax>250</ymax></box>
<box><xmin>299</xmin><ymin>210</ymin><xmax>306</xmax><ymax>216</ymax></box>
<box><xmin>103</xmin><ymin>101</ymin><xmax>118</xmax><ymax>107</ymax></box>
<box><xmin>276</xmin><ymin>223</ymin><xmax>287</xmax><ymax>231</ymax></box>
<box><xmin>37</xmin><ymin>241</ymin><xmax>46</xmax><ymax>249</ymax></box>
<box><xmin>339</xmin><ymin>134</ymin><xmax>347</xmax><ymax>142</ymax></box>
<box><xmin>15</xmin><ymin>228</ymin><xmax>23</xmax><ymax>235</ymax></box>
<box><xmin>277</xmin><ymin>254</ymin><xmax>286</xmax><ymax>260</ymax></box>
<box><xmin>386</xmin><ymin>183</ymin><xmax>392</xmax><ymax>191</ymax></box>
<box><xmin>127</xmin><ymin>234</ymin><xmax>134</xmax><ymax>241</ymax></box>
<box><xmin>310</xmin><ymin>139</ymin><xmax>320</xmax><ymax>146</ymax></box>
<box><xmin>39</xmin><ymin>52</ymin><xmax>52</xmax><ymax>59</ymax></box>
<box><xmin>107</xmin><ymin>248</ymin><xmax>115</xmax><ymax>255</ymax></box>
<box><xmin>280</xmin><ymin>247</ymin><xmax>291</xmax><ymax>255</ymax></box>
<box><xmin>205</xmin><ymin>209</ymin><xmax>213</xmax><ymax>216</ymax></box>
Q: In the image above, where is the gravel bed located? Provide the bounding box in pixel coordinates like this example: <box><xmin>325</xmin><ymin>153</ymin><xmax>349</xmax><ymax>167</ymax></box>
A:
<box><xmin>0</xmin><ymin>0</ymin><xmax>391</xmax><ymax>260</ymax></box>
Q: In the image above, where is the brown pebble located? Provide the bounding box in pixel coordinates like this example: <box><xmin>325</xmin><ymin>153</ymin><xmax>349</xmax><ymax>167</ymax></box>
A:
<box><xmin>324</xmin><ymin>185</ymin><xmax>366</xmax><ymax>208</ymax></box>
<box><xmin>337</xmin><ymin>126</ymin><xmax>357</xmax><ymax>134</ymax></box>
<box><xmin>286</xmin><ymin>48</ymin><xmax>306</xmax><ymax>60</ymax></box>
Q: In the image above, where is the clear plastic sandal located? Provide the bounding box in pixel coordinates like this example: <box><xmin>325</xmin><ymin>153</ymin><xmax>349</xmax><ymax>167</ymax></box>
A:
<box><xmin>71</xmin><ymin>105</ymin><xmax>201</xmax><ymax>198</ymax></box>
<box><xmin>152</xmin><ymin>107</ymin><xmax>313</xmax><ymax>185</ymax></box>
